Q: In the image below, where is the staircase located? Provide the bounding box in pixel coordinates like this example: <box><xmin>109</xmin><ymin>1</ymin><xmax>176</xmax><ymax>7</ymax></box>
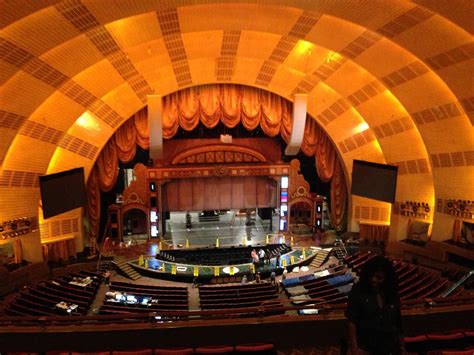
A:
<box><xmin>112</xmin><ymin>259</ymin><xmax>142</xmax><ymax>281</ymax></box>
<box><xmin>310</xmin><ymin>249</ymin><xmax>331</xmax><ymax>268</ymax></box>
<box><xmin>332</xmin><ymin>239</ymin><xmax>348</xmax><ymax>262</ymax></box>
<box><xmin>97</xmin><ymin>260</ymin><xmax>112</xmax><ymax>273</ymax></box>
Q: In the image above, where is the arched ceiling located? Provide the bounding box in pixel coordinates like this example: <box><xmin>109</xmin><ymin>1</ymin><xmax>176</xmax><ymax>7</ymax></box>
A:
<box><xmin>0</xmin><ymin>0</ymin><xmax>473</xmax><ymax>230</ymax></box>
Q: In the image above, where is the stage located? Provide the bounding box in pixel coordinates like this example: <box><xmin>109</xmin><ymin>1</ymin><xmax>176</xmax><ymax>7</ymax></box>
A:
<box><xmin>162</xmin><ymin>211</ymin><xmax>280</xmax><ymax>248</ymax></box>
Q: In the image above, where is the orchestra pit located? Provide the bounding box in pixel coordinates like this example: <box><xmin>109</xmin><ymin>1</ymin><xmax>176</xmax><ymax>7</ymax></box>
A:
<box><xmin>0</xmin><ymin>0</ymin><xmax>473</xmax><ymax>354</ymax></box>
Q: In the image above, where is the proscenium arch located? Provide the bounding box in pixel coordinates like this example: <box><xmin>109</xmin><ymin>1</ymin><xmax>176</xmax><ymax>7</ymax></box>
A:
<box><xmin>1</xmin><ymin>1</ymin><xmax>471</xmax><ymax>246</ymax></box>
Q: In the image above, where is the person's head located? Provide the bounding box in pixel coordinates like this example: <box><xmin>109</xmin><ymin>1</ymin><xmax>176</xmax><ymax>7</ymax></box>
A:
<box><xmin>359</xmin><ymin>255</ymin><xmax>398</xmax><ymax>299</ymax></box>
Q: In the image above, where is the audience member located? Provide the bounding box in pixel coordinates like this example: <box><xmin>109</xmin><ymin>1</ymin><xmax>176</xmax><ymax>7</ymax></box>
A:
<box><xmin>251</xmin><ymin>249</ymin><xmax>259</xmax><ymax>264</ymax></box>
<box><xmin>346</xmin><ymin>255</ymin><xmax>404</xmax><ymax>355</ymax></box>
<box><xmin>241</xmin><ymin>274</ymin><xmax>248</xmax><ymax>284</ymax></box>
<box><xmin>104</xmin><ymin>270</ymin><xmax>111</xmax><ymax>285</ymax></box>
<box><xmin>255</xmin><ymin>272</ymin><xmax>261</xmax><ymax>284</ymax></box>
<box><xmin>270</xmin><ymin>271</ymin><xmax>276</xmax><ymax>286</ymax></box>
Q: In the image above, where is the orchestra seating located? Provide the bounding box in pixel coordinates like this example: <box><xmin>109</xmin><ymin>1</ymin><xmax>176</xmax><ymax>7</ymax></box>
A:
<box><xmin>157</xmin><ymin>244</ymin><xmax>291</xmax><ymax>266</ymax></box>
<box><xmin>4</xmin><ymin>270</ymin><xmax>101</xmax><ymax>316</ymax></box>
<box><xmin>99</xmin><ymin>281</ymin><xmax>189</xmax><ymax>315</ymax></box>
<box><xmin>344</xmin><ymin>252</ymin><xmax>454</xmax><ymax>300</ymax></box>
<box><xmin>282</xmin><ymin>266</ymin><xmax>350</xmax><ymax>308</ymax></box>
<box><xmin>283</xmin><ymin>251</ymin><xmax>462</xmax><ymax>311</ymax></box>
<box><xmin>198</xmin><ymin>282</ymin><xmax>280</xmax><ymax>313</ymax></box>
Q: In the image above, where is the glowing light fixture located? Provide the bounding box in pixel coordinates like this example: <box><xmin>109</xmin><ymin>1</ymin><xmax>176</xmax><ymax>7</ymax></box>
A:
<box><xmin>296</xmin><ymin>40</ymin><xmax>313</xmax><ymax>55</ymax></box>
<box><xmin>326</xmin><ymin>51</ymin><xmax>340</xmax><ymax>63</ymax></box>
<box><xmin>75</xmin><ymin>112</ymin><xmax>101</xmax><ymax>132</ymax></box>
<box><xmin>354</xmin><ymin>121</ymin><xmax>369</xmax><ymax>134</ymax></box>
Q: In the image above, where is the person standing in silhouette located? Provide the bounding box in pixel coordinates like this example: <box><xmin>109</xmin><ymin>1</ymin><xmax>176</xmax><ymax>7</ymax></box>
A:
<box><xmin>347</xmin><ymin>255</ymin><xmax>404</xmax><ymax>355</ymax></box>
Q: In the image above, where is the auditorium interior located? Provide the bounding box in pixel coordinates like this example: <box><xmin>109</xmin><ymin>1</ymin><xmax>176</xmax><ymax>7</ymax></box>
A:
<box><xmin>0</xmin><ymin>0</ymin><xmax>473</xmax><ymax>354</ymax></box>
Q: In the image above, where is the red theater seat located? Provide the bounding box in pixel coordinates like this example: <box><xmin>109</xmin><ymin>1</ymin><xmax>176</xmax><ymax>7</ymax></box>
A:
<box><xmin>235</xmin><ymin>343</ymin><xmax>274</xmax><ymax>353</ymax></box>
<box><xmin>154</xmin><ymin>348</ymin><xmax>194</xmax><ymax>355</ymax></box>
<box><xmin>71</xmin><ymin>352</ymin><xmax>111</xmax><ymax>355</ymax></box>
<box><xmin>426</xmin><ymin>332</ymin><xmax>467</xmax><ymax>353</ymax></box>
<box><xmin>404</xmin><ymin>334</ymin><xmax>428</xmax><ymax>354</ymax></box>
<box><xmin>195</xmin><ymin>345</ymin><xmax>234</xmax><ymax>353</ymax></box>
<box><xmin>441</xmin><ymin>351</ymin><xmax>474</xmax><ymax>355</ymax></box>
<box><xmin>112</xmin><ymin>351</ymin><xmax>153</xmax><ymax>355</ymax></box>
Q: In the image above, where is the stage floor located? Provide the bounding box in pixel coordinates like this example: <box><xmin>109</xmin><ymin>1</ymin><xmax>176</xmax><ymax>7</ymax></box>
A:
<box><xmin>162</xmin><ymin>211</ymin><xmax>280</xmax><ymax>248</ymax></box>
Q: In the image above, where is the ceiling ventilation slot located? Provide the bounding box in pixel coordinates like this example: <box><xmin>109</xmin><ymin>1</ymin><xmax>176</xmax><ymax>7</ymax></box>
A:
<box><xmin>55</xmin><ymin>1</ymin><xmax>100</xmax><ymax>32</ymax></box>
<box><xmin>0</xmin><ymin>38</ymin><xmax>34</xmax><ymax>67</ymax></box>
<box><xmin>288</xmin><ymin>11</ymin><xmax>320</xmax><ymax>38</ymax></box>
<box><xmin>0</xmin><ymin>111</ymin><xmax>26</xmax><ymax>130</ymax></box>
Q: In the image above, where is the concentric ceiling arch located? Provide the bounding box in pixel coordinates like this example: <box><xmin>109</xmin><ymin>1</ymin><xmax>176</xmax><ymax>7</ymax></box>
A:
<box><xmin>0</xmin><ymin>0</ymin><xmax>472</xmax><ymax>243</ymax></box>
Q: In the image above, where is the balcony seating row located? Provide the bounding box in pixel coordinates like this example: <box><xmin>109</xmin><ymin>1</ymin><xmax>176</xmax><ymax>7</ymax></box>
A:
<box><xmin>5</xmin><ymin>342</ymin><xmax>275</xmax><ymax>354</ymax></box>
<box><xmin>199</xmin><ymin>282</ymin><xmax>279</xmax><ymax>311</ymax></box>
<box><xmin>4</xmin><ymin>270</ymin><xmax>101</xmax><ymax>317</ymax></box>
<box><xmin>345</xmin><ymin>252</ymin><xmax>454</xmax><ymax>301</ymax></box>
<box><xmin>404</xmin><ymin>329</ymin><xmax>474</xmax><ymax>354</ymax></box>
<box><xmin>99</xmin><ymin>282</ymin><xmax>189</xmax><ymax>315</ymax></box>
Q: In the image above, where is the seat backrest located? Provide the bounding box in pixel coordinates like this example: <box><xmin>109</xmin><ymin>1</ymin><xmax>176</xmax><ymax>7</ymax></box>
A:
<box><xmin>154</xmin><ymin>348</ymin><xmax>194</xmax><ymax>355</ymax></box>
<box><xmin>195</xmin><ymin>345</ymin><xmax>234</xmax><ymax>353</ymax></box>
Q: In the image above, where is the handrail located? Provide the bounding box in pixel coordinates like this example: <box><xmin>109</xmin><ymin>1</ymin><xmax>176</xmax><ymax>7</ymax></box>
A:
<box><xmin>96</xmin><ymin>215</ymin><xmax>111</xmax><ymax>271</ymax></box>
<box><xmin>441</xmin><ymin>269</ymin><xmax>474</xmax><ymax>297</ymax></box>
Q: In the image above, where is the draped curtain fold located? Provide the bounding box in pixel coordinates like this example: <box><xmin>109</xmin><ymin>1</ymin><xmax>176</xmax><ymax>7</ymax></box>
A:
<box><xmin>87</xmin><ymin>84</ymin><xmax>348</xmax><ymax>239</ymax></box>
<box><xmin>42</xmin><ymin>239</ymin><xmax>76</xmax><ymax>262</ymax></box>
<box><xmin>301</xmin><ymin>116</ymin><xmax>319</xmax><ymax>156</ymax></box>
<box><xmin>86</xmin><ymin>168</ymin><xmax>101</xmax><ymax>241</ymax></box>
<box><xmin>13</xmin><ymin>239</ymin><xmax>22</xmax><ymax>264</ymax></box>
<box><xmin>96</xmin><ymin>141</ymin><xmax>118</xmax><ymax>192</ymax></box>
<box><xmin>359</xmin><ymin>224</ymin><xmax>390</xmax><ymax>243</ymax></box>
<box><xmin>315</xmin><ymin>131</ymin><xmax>337</xmax><ymax>182</ymax></box>
<box><xmin>134</xmin><ymin>108</ymin><xmax>149</xmax><ymax>149</ymax></box>
<box><xmin>114</xmin><ymin>119</ymin><xmax>137</xmax><ymax>163</ymax></box>
<box><xmin>452</xmin><ymin>219</ymin><xmax>462</xmax><ymax>243</ymax></box>
<box><xmin>330</xmin><ymin>161</ymin><xmax>348</xmax><ymax>233</ymax></box>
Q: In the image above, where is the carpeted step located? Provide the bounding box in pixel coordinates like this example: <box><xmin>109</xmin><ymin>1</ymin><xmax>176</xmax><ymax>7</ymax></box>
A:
<box><xmin>310</xmin><ymin>249</ymin><xmax>331</xmax><ymax>268</ymax></box>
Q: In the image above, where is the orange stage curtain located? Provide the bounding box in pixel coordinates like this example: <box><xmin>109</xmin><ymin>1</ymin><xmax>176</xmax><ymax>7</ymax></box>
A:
<box><xmin>160</xmin><ymin>85</ymin><xmax>292</xmax><ymax>139</ymax></box>
<box><xmin>452</xmin><ymin>219</ymin><xmax>462</xmax><ymax>243</ymax></box>
<box><xmin>315</xmin><ymin>132</ymin><xmax>337</xmax><ymax>182</ymax></box>
<box><xmin>359</xmin><ymin>224</ymin><xmax>390</xmax><ymax>243</ymax></box>
<box><xmin>162</xmin><ymin>95</ymin><xmax>180</xmax><ymax>138</ymax></box>
<box><xmin>114</xmin><ymin>119</ymin><xmax>137</xmax><ymax>163</ymax></box>
<box><xmin>301</xmin><ymin>116</ymin><xmax>319</xmax><ymax>156</ymax></box>
<box><xmin>86</xmin><ymin>168</ymin><xmax>101</xmax><ymax>241</ymax></box>
<box><xmin>43</xmin><ymin>239</ymin><xmax>76</xmax><ymax>262</ymax></box>
<box><xmin>199</xmin><ymin>85</ymin><xmax>222</xmax><ymax>129</ymax></box>
<box><xmin>178</xmin><ymin>89</ymin><xmax>202</xmax><ymax>132</ymax></box>
<box><xmin>330</xmin><ymin>161</ymin><xmax>348</xmax><ymax>233</ymax></box>
<box><xmin>13</xmin><ymin>239</ymin><xmax>22</xmax><ymax>264</ymax></box>
<box><xmin>221</xmin><ymin>85</ymin><xmax>242</xmax><ymax>128</ymax></box>
<box><xmin>134</xmin><ymin>108</ymin><xmax>149</xmax><ymax>149</ymax></box>
<box><xmin>96</xmin><ymin>140</ymin><xmax>119</xmax><ymax>192</ymax></box>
